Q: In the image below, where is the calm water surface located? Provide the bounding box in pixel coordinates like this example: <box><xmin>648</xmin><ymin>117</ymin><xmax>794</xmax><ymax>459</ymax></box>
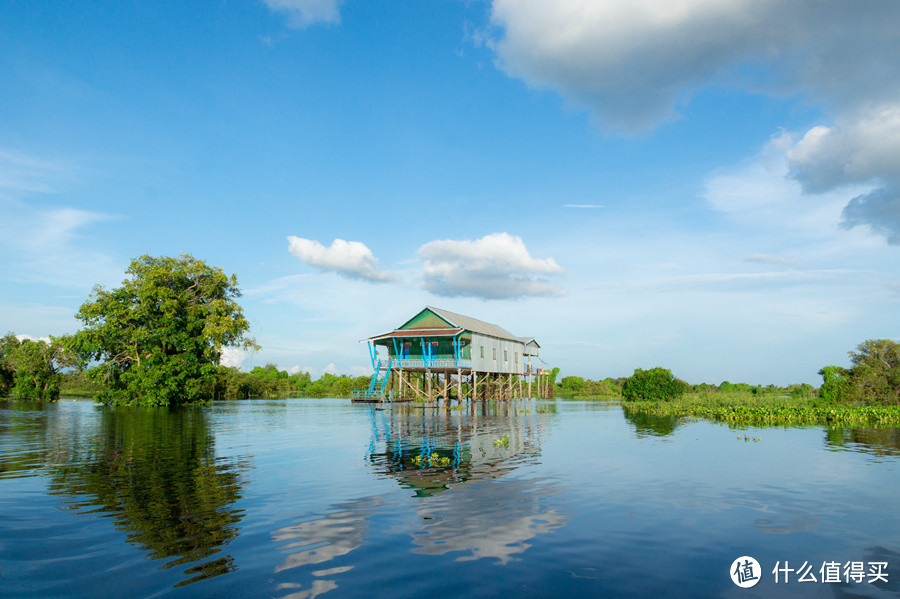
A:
<box><xmin>1</xmin><ymin>398</ymin><xmax>899</xmax><ymax>598</ymax></box>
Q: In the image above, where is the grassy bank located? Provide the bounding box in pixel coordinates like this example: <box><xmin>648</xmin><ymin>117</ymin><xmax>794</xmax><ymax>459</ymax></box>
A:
<box><xmin>620</xmin><ymin>390</ymin><xmax>900</xmax><ymax>426</ymax></box>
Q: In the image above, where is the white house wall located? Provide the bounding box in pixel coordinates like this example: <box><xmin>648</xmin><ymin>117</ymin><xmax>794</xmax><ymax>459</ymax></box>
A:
<box><xmin>470</xmin><ymin>333</ymin><xmax>526</xmax><ymax>374</ymax></box>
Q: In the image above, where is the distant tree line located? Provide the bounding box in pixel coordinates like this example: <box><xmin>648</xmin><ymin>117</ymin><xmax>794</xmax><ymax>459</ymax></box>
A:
<box><xmin>56</xmin><ymin>362</ymin><xmax>372</xmax><ymax>400</ymax></box>
<box><xmin>558</xmin><ymin>371</ymin><xmax>823</xmax><ymax>402</ymax></box>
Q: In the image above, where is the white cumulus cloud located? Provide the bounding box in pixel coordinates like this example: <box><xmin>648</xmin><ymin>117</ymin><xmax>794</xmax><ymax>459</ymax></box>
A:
<box><xmin>262</xmin><ymin>0</ymin><xmax>342</xmax><ymax>28</ymax></box>
<box><xmin>417</xmin><ymin>232</ymin><xmax>564</xmax><ymax>299</ymax></box>
<box><xmin>220</xmin><ymin>347</ymin><xmax>248</xmax><ymax>369</ymax></box>
<box><xmin>287</xmin><ymin>236</ymin><xmax>398</xmax><ymax>283</ymax></box>
<box><xmin>488</xmin><ymin>0</ymin><xmax>900</xmax><ymax>131</ymax></box>
<box><xmin>788</xmin><ymin>105</ymin><xmax>900</xmax><ymax>243</ymax></box>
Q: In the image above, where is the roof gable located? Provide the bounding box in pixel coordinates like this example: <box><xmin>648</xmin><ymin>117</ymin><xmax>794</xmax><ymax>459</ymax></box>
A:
<box><xmin>397</xmin><ymin>307</ymin><xmax>456</xmax><ymax>330</ymax></box>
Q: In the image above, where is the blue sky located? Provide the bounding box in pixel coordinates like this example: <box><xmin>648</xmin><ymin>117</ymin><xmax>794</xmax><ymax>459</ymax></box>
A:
<box><xmin>2</xmin><ymin>0</ymin><xmax>899</xmax><ymax>385</ymax></box>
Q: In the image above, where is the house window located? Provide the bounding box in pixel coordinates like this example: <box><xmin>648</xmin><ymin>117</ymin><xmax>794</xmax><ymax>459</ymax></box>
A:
<box><xmin>504</xmin><ymin>350</ymin><xmax>508</xmax><ymax>361</ymax></box>
<box><xmin>480</xmin><ymin>346</ymin><xmax>484</xmax><ymax>358</ymax></box>
<box><xmin>515</xmin><ymin>353</ymin><xmax>518</xmax><ymax>364</ymax></box>
<box><xmin>492</xmin><ymin>348</ymin><xmax>496</xmax><ymax>360</ymax></box>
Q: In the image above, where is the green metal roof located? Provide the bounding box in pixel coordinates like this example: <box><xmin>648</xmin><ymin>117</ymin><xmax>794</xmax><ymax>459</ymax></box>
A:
<box><xmin>424</xmin><ymin>306</ymin><xmax>523</xmax><ymax>342</ymax></box>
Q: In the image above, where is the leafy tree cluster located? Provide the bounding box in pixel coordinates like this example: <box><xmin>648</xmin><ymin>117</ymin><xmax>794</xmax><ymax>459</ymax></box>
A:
<box><xmin>209</xmin><ymin>365</ymin><xmax>371</xmax><ymax>400</ymax></box>
<box><xmin>65</xmin><ymin>255</ymin><xmax>258</xmax><ymax>407</ymax></box>
<box><xmin>0</xmin><ymin>333</ymin><xmax>73</xmax><ymax>401</ymax></box>
<box><xmin>621</xmin><ymin>367</ymin><xmax>689</xmax><ymax>402</ymax></box>
<box><xmin>557</xmin><ymin>375</ymin><xmax>623</xmax><ymax>398</ymax></box>
<box><xmin>819</xmin><ymin>339</ymin><xmax>900</xmax><ymax>405</ymax></box>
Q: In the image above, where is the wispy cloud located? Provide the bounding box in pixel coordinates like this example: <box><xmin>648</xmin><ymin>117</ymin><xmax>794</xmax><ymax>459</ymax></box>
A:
<box><xmin>417</xmin><ymin>232</ymin><xmax>564</xmax><ymax>300</ymax></box>
<box><xmin>261</xmin><ymin>0</ymin><xmax>343</xmax><ymax>28</ymax></box>
<box><xmin>287</xmin><ymin>236</ymin><xmax>398</xmax><ymax>283</ymax></box>
<box><xmin>703</xmin><ymin>133</ymin><xmax>868</xmax><ymax>238</ymax></box>
<box><xmin>745</xmin><ymin>254</ymin><xmax>802</xmax><ymax>268</ymax></box>
<box><xmin>0</xmin><ymin>149</ymin><xmax>119</xmax><ymax>288</ymax></box>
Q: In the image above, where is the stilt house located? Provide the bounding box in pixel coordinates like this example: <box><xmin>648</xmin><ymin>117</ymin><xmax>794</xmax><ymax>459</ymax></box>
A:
<box><xmin>353</xmin><ymin>306</ymin><xmax>549</xmax><ymax>402</ymax></box>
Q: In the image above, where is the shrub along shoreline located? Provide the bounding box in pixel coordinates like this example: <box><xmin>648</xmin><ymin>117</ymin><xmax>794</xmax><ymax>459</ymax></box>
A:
<box><xmin>620</xmin><ymin>392</ymin><xmax>900</xmax><ymax>426</ymax></box>
<box><xmin>557</xmin><ymin>337</ymin><xmax>900</xmax><ymax>427</ymax></box>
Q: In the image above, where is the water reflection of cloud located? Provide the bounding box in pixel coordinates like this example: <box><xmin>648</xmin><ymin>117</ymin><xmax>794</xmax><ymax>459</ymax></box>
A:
<box><xmin>276</xmin><ymin>579</ymin><xmax>339</xmax><ymax>599</ymax></box>
<box><xmin>272</xmin><ymin>497</ymin><xmax>380</xmax><ymax>599</ymax></box>
<box><xmin>410</xmin><ymin>478</ymin><xmax>567</xmax><ymax>564</ymax></box>
<box><xmin>273</xmin><ymin>497</ymin><xmax>383</xmax><ymax>572</ymax></box>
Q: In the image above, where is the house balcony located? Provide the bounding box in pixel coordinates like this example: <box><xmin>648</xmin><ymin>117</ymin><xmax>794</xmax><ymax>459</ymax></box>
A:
<box><xmin>394</xmin><ymin>358</ymin><xmax>473</xmax><ymax>370</ymax></box>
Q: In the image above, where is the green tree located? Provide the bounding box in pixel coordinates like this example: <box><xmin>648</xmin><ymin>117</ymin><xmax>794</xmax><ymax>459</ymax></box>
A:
<box><xmin>65</xmin><ymin>254</ymin><xmax>258</xmax><ymax>407</ymax></box>
<box><xmin>0</xmin><ymin>333</ymin><xmax>18</xmax><ymax>396</ymax></box>
<box><xmin>844</xmin><ymin>339</ymin><xmax>900</xmax><ymax>405</ymax></box>
<box><xmin>818</xmin><ymin>365</ymin><xmax>848</xmax><ymax>403</ymax></box>
<box><xmin>622</xmin><ymin>367</ymin><xmax>688</xmax><ymax>402</ymax></box>
<box><xmin>559</xmin><ymin>376</ymin><xmax>585</xmax><ymax>394</ymax></box>
<box><xmin>9</xmin><ymin>337</ymin><xmax>73</xmax><ymax>401</ymax></box>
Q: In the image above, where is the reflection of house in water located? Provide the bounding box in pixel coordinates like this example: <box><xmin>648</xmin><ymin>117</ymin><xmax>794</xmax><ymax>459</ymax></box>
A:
<box><xmin>270</xmin><ymin>403</ymin><xmax>567</xmax><ymax>599</ymax></box>
<box><xmin>366</xmin><ymin>403</ymin><xmax>544</xmax><ymax>497</ymax></box>
<box><xmin>367</xmin><ymin>403</ymin><xmax>568</xmax><ymax>564</ymax></box>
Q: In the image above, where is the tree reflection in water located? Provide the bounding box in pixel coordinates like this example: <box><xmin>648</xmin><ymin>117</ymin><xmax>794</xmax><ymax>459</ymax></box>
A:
<box><xmin>826</xmin><ymin>427</ymin><xmax>900</xmax><ymax>458</ymax></box>
<box><xmin>622</xmin><ymin>409</ymin><xmax>679</xmax><ymax>437</ymax></box>
<box><xmin>47</xmin><ymin>407</ymin><xmax>247</xmax><ymax>588</ymax></box>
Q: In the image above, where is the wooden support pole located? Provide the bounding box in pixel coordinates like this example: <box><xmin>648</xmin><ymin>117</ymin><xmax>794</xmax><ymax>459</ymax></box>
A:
<box><xmin>399</xmin><ymin>372</ymin><xmax>427</xmax><ymax>400</ymax></box>
<box><xmin>442</xmin><ymin>370</ymin><xmax>449</xmax><ymax>404</ymax></box>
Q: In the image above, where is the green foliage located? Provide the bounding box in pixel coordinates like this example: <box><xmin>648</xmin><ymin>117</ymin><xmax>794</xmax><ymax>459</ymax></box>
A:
<box><xmin>0</xmin><ymin>333</ymin><xmax>18</xmax><ymax>396</ymax></box>
<box><xmin>622</xmin><ymin>367</ymin><xmax>688</xmax><ymax>402</ymax></box>
<box><xmin>65</xmin><ymin>254</ymin><xmax>258</xmax><ymax>407</ymax></box>
<box><xmin>0</xmin><ymin>334</ymin><xmax>72</xmax><ymax>401</ymax></box>
<box><xmin>559</xmin><ymin>376</ymin><xmax>585</xmax><ymax>394</ymax></box>
<box><xmin>624</xmin><ymin>395</ymin><xmax>900</xmax><ymax>426</ymax></box>
<box><xmin>843</xmin><ymin>339</ymin><xmax>900</xmax><ymax>405</ymax></box>
<box><xmin>818</xmin><ymin>365</ymin><xmax>849</xmax><ymax>403</ymax></box>
<box><xmin>555</xmin><ymin>375</ymin><xmax>622</xmax><ymax>399</ymax></box>
<box><xmin>206</xmin><ymin>365</ymin><xmax>369</xmax><ymax>400</ymax></box>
